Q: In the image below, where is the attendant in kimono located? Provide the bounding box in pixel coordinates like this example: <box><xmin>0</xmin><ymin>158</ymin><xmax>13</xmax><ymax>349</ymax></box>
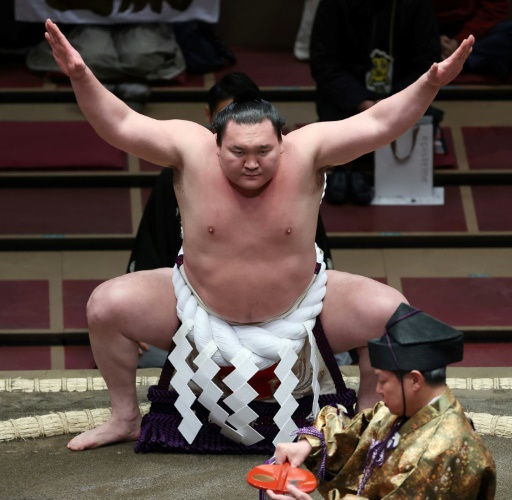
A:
<box><xmin>267</xmin><ymin>303</ymin><xmax>496</xmax><ymax>499</ymax></box>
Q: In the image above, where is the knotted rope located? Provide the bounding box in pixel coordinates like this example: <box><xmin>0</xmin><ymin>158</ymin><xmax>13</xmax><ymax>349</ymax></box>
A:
<box><xmin>2</xmin><ymin>375</ymin><xmax>510</xmax><ymax>393</ymax></box>
<box><xmin>0</xmin><ymin>404</ymin><xmax>150</xmax><ymax>442</ymax></box>
<box><xmin>0</xmin><ymin>376</ymin><xmax>159</xmax><ymax>393</ymax></box>
<box><xmin>172</xmin><ymin>248</ymin><xmax>326</xmax><ymax>369</ymax></box>
<box><xmin>1</xmin><ymin>406</ymin><xmax>510</xmax><ymax>443</ymax></box>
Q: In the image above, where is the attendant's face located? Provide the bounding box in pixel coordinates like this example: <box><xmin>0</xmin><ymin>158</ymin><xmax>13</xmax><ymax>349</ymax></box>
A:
<box><xmin>374</xmin><ymin>369</ymin><xmax>408</xmax><ymax>415</ymax></box>
<box><xmin>217</xmin><ymin>119</ymin><xmax>283</xmax><ymax>195</ymax></box>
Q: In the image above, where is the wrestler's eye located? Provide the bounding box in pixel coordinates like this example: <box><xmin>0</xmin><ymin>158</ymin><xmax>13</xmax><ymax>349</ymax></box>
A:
<box><xmin>232</xmin><ymin>150</ymin><xmax>244</xmax><ymax>157</ymax></box>
<box><xmin>259</xmin><ymin>149</ymin><xmax>270</xmax><ymax>156</ymax></box>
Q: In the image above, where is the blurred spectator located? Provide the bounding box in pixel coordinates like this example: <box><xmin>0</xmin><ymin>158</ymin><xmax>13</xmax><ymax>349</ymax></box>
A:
<box><xmin>27</xmin><ymin>23</ymin><xmax>185</xmax><ymax>81</ymax></box>
<box><xmin>432</xmin><ymin>0</ymin><xmax>512</xmax><ymax>80</ymax></box>
<box><xmin>310</xmin><ymin>0</ymin><xmax>441</xmax><ymax>205</ymax></box>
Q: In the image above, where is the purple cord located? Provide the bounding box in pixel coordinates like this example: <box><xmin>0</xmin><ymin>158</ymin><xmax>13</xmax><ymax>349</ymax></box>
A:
<box><xmin>295</xmin><ymin>426</ymin><xmax>327</xmax><ymax>480</ymax></box>
<box><xmin>357</xmin><ymin>418</ymin><xmax>405</xmax><ymax>496</ymax></box>
<box><xmin>383</xmin><ymin>308</ymin><xmax>421</xmax><ymax>417</ymax></box>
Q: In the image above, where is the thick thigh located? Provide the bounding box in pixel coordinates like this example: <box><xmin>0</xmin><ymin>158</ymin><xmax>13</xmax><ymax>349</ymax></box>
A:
<box><xmin>320</xmin><ymin>270</ymin><xmax>407</xmax><ymax>353</ymax></box>
<box><xmin>87</xmin><ymin>268</ymin><xmax>178</xmax><ymax>351</ymax></box>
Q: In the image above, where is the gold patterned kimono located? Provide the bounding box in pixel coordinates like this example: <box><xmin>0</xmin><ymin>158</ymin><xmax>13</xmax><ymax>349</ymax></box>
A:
<box><xmin>303</xmin><ymin>387</ymin><xmax>496</xmax><ymax>499</ymax></box>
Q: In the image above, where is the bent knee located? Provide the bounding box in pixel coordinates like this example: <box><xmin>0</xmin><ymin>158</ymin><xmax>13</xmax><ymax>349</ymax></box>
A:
<box><xmin>86</xmin><ymin>278</ymin><xmax>135</xmax><ymax>327</ymax></box>
<box><xmin>382</xmin><ymin>286</ymin><xmax>409</xmax><ymax>316</ymax></box>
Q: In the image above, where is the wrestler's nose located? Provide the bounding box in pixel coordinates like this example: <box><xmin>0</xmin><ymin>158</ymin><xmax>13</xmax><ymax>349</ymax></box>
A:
<box><xmin>244</xmin><ymin>157</ymin><xmax>259</xmax><ymax>170</ymax></box>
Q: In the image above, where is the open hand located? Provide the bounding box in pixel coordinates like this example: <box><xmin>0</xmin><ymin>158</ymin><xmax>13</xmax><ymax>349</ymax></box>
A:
<box><xmin>44</xmin><ymin>19</ymin><xmax>87</xmax><ymax>80</ymax></box>
<box><xmin>426</xmin><ymin>35</ymin><xmax>474</xmax><ymax>88</ymax></box>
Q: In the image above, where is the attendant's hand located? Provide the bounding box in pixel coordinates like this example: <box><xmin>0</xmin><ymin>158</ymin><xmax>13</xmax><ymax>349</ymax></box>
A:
<box><xmin>45</xmin><ymin>19</ymin><xmax>87</xmax><ymax>80</ymax></box>
<box><xmin>266</xmin><ymin>484</ymin><xmax>313</xmax><ymax>499</ymax></box>
<box><xmin>426</xmin><ymin>35</ymin><xmax>474</xmax><ymax>88</ymax></box>
<box><xmin>273</xmin><ymin>439</ymin><xmax>313</xmax><ymax>467</ymax></box>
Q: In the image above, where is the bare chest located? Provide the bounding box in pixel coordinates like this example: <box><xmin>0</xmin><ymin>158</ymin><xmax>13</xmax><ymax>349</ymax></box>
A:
<box><xmin>179</xmin><ymin>161</ymin><xmax>315</xmax><ymax>247</ymax></box>
<box><xmin>174</xmin><ymin>155</ymin><xmax>320</xmax><ymax>322</ymax></box>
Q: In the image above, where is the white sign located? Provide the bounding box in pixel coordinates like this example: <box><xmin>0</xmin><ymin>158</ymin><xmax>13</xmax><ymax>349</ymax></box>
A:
<box><xmin>15</xmin><ymin>0</ymin><xmax>220</xmax><ymax>24</ymax></box>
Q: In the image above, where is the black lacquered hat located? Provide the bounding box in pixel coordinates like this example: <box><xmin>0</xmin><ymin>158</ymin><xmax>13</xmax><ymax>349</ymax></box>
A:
<box><xmin>368</xmin><ymin>303</ymin><xmax>464</xmax><ymax>372</ymax></box>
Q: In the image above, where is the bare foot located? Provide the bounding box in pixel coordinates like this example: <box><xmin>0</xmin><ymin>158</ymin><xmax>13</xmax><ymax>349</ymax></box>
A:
<box><xmin>67</xmin><ymin>416</ymin><xmax>141</xmax><ymax>451</ymax></box>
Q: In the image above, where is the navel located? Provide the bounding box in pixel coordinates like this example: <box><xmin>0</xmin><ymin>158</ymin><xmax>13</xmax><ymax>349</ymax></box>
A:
<box><xmin>285</xmin><ymin>227</ymin><xmax>292</xmax><ymax>235</ymax></box>
<box><xmin>208</xmin><ymin>225</ymin><xmax>215</xmax><ymax>235</ymax></box>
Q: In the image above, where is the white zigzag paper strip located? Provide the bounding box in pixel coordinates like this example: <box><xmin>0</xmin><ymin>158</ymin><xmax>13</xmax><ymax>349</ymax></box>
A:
<box><xmin>168</xmin><ymin>320</ymin><xmax>202</xmax><ymax>444</ymax></box>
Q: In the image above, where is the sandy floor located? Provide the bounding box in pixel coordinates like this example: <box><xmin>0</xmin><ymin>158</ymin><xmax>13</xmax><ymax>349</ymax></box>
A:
<box><xmin>1</xmin><ymin>367</ymin><xmax>511</xmax><ymax>499</ymax></box>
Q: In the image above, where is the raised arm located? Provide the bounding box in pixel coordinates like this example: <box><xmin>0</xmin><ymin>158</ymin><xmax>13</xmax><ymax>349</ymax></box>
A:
<box><xmin>295</xmin><ymin>35</ymin><xmax>474</xmax><ymax>170</ymax></box>
<box><xmin>44</xmin><ymin>19</ymin><xmax>207</xmax><ymax>167</ymax></box>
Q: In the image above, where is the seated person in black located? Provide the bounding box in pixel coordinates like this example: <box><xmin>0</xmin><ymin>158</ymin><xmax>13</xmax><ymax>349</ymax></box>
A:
<box><xmin>310</xmin><ymin>0</ymin><xmax>441</xmax><ymax>205</ymax></box>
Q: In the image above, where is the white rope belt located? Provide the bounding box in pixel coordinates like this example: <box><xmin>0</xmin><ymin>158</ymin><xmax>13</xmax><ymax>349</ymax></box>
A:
<box><xmin>170</xmin><ymin>247</ymin><xmax>327</xmax><ymax>446</ymax></box>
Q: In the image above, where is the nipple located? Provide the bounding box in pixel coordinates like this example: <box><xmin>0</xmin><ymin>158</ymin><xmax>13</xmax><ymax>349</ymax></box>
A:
<box><xmin>208</xmin><ymin>226</ymin><xmax>215</xmax><ymax>234</ymax></box>
<box><xmin>285</xmin><ymin>227</ymin><xmax>292</xmax><ymax>235</ymax></box>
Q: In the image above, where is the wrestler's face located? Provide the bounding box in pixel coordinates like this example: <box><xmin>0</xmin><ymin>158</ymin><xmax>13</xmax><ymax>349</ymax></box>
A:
<box><xmin>374</xmin><ymin>369</ymin><xmax>409</xmax><ymax>415</ymax></box>
<box><xmin>217</xmin><ymin>119</ymin><xmax>284</xmax><ymax>195</ymax></box>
